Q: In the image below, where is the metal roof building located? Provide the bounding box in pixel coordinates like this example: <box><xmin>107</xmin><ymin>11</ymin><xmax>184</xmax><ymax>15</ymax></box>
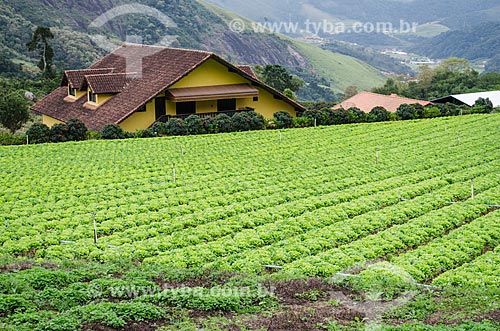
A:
<box><xmin>432</xmin><ymin>91</ymin><xmax>500</xmax><ymax>107</ymax></box>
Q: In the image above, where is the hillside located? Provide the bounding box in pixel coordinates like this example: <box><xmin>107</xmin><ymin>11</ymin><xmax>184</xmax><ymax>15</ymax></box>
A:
<box><xmin>411</xmin><ymin>22</ymin><xmax>500</xmax><ymax>65</ymax></box>
<box><xmin>0</xmin><ymin>114</ymin><xmax>499</xmax><ymax>330</ymax></box>
<box><xmin>0</xmin><ymin>0</ymin><xmax>385</xmax><ymax>98</ymax></box>
<box><xmin>206</xmin><ymin>0</ymin><xmax>500</xmax><ymax>29</ymax></box>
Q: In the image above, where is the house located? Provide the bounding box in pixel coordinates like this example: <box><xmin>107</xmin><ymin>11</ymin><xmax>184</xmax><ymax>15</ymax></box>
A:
<box><xmin>431</xmin><ymin>91</ymin><xmax>500</xmax><ymax>107</ymax></box>
<box><xmin>31</xmin><ymin>43</ymin><xmax>305</xmax><ymax>132</ymax></box>
<box><xmin>333</xmin><ymin>91</ymin><xmax>432</xmax><ymax>113</ymax></box>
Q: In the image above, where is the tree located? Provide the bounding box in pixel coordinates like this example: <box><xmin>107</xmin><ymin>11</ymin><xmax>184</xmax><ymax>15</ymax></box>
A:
<box><xmin>26</xmin><ymin>26</ymin><xmax>55</xmax><ymax>78</ymax></box>
<box><xmin>0</xmin><ymin>93</ymin><xmax>30</xmax><ymax>134</ymax></box>
<box><xmin>474</xmin><ymin>97</ymin><xmax>494</xmax><ymax>113</ymax></box>
<box><xmin>273</xmin><ymin>111</ymin><xmax>294</xmax><ymax>129</ymax></box>
<box><xmin>437</xmin><ymin>58</ymin><xmax>471</xmax><ymax>73</ymax></box>
<box><xmin>343</xmin><ymin>86</ymin><xmax>358</xmax><ymax>100</ymax></box>
<box><xmin>396</xmin><ymin>104</ymin><xmax>416</xmax><ymax>120</ymax></box>
<box><xmin>255</xmin><ymin>64</ymin><xmax>304</xmax><ymax>93</ymax></box>
<box><xmin>368</xmin><ymin>106</ymin><xmax>390</xmax><ymax>122</ymax></box>
<box><xmin>26</xmin><ymin>123</ymin><xmax>51</xmax><ymax>144</ymax></box>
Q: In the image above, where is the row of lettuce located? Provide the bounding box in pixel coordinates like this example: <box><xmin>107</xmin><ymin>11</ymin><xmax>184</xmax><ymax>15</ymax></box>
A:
<box><xmin>1</xmin><ymin>100</ymin><xmax>497</xmax><ymax>145</ymax></box>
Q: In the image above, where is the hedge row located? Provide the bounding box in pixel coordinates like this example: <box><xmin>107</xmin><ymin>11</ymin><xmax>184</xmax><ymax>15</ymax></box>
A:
<box><xmin>2</xmin><ymin>103</ymin><xmax>497</xmax><ymax>146</ymax></box>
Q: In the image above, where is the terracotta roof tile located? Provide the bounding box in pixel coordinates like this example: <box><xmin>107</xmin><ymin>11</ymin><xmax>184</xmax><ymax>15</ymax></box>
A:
<box><xmin>84</xmin><ymin>73</ymin><xmax>135</xmax><ymax>94</ymax></box>
<box><xmin>63</xmin><ymin>68</ymin><xmax>114</xmax><ymax>89</ymax></box>
<box><xmin>237</xmin><ymin>65</ymin><xmax>258</xmax><ymax>79</ymax></box>
<box><xmin>334</xmin><ymin>91</ymin><xmax>432</xmax><ymax>113</ymax></box>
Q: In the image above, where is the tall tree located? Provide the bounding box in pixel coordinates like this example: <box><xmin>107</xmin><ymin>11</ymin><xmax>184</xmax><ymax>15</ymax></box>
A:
<box><xmin>255</xmin><ymin>64</ymin><xmax>304</xmax><ymax>93</ymax></box>
<box><xmin>26</xmin><ymin>26</ymin><xmax>55</xmax><ymax>78</ymax></box>
<box><xmin>343</xmin><ymin>86</ymin><xmax>358</xmax><ymax>100</ymax></box>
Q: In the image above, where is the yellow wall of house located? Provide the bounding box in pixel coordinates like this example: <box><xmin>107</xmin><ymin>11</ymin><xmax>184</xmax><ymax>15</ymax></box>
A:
<box><xmin>252</xmin><ymin>87</ymin><xmax>296</xmax><ymax>118</ymax></box>
<box><xmin>97</xmin><ymin>94</ymin><xmax>114</xmax><ymax>105</ymax></box>
<box><xmin>171</xmin><ymin>59</ymin><xmax>248</xmax><ymax>88</ymax></box>
<box><xmin>119</xmin><ymin>100</ymin><xmax>156</xmax><ymax>132</ymax></box>
<box><xmin>68</xmin><ymin>85</ymin><xmax>86</xmax><ymax>99</ymax></box>
<box><xmin>196</xmin><ymin>100</ymin><xmax>217</xmax><ymax>114</ymax></box>
<box><xmin>42</xmin><ymin>115</ymin><xmax>64</xmax><ymax>128</ymax></box>
<box><xmin>169</xmin><ymin>58</ymin><xmax>297</xmax><ymax>118</ymax></box>
<box><xmin>86</xmin><ymin>87</ymin><xmax>114</xmax><ymax>106</ymax></box>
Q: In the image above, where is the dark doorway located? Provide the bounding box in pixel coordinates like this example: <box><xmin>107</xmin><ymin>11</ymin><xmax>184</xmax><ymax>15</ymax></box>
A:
<box><xmin>176</xmin><ymin>101</ymin><xmax>196</xmax><ymax>115</ymax></box>
<box><xmin>155</xmin><ymin>97</ymin><xmax>166</xmax><ymax>121</ymax></box>
<box><xmin>217</xmin><ymin>99</ymin><xmax>236</xmax><ymax>112</ymax></box>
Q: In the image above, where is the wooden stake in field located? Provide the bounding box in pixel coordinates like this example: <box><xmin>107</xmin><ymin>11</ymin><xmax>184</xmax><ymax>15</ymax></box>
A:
<box><xmin>471</xmin><ymin>178</ymin><xmax>475</xmax><ymax>200</ymax></box>
<box><xmin>92</xmin><ymin>213</ymin><xmax>98</xmax><ymax>244</ymax></box>
<box><xmin>172</xmin><ymin>163</ymin><xmax>177</xmax><ymax>184</ymax></box>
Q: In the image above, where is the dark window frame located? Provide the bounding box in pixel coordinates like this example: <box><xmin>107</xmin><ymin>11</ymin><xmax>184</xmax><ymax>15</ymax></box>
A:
<box><xmin>88</xmin><ymin>90</ymin><xmax>97</xmax><ymax>103</ymax></box>
<box><xmin>176</xmin><ymin>101</ymin><xmax>196</xmax><ymax>115</ymax></box>
<box><xmin>136</xmin><ymin>104</ymin><xmax>147</xmax><ymax>113</ymax></box>
<box><xmin>69</xmin><ymin>87</ymin><xmax>76</xmax><ymax>97</ymax></box>
<box><xmin>217</xmin><ymin>98</ymin><xmax>237</xmax><ymax>112</ymax></box>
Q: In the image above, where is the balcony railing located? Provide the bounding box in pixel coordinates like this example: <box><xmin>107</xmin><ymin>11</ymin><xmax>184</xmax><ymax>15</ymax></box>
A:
<box><xmin>156</xmin><ymin>108</ymin><xmax>255</xmax><ymax>122</ymax></box>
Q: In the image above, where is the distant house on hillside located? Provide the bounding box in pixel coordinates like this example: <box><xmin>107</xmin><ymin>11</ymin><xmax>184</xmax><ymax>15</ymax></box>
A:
<box><xmin>334</xmin><ymin>91</ymin><xmax>432</xmax><ymax>113</ymax></box>
<box><xmin>32</xmin><ymin>43</ymin><xmax>305</xmax><ymax>132</ymax></box>
<box><xmin>432</xmin><ymin>91</ymin><xmax>500</xmax><ymax>107</ymax></box>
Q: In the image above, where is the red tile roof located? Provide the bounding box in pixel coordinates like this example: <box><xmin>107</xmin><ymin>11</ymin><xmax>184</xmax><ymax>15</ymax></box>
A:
<box><xmin>32</xmin><ymin>43</ymin><xmax>305</xmax><ymax>131</ymax></box>
<box><xmin>63</xmin><ymin>68</ymin><xmax>114</xmax><ymax>89</ymax></box>
<box><xmin>334</xmin><ymin>91</ymin><xmax>432</xmax><ymax>113</ymax></box>
<box><xmin>84</xmin><ymin>73</ymin><xmax>135</xmax><ymax>94</ymax></box>
<box><xmin>237</xmin><ymin>65</ymin><xmax>258</xmax><ymax>79</ymax></box>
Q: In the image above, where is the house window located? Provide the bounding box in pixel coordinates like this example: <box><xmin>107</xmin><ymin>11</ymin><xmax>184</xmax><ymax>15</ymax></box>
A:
<box><xmin>136</xmin><ymin>104</ymin><xmax>147</xmax><ymax>112</ymax></box>
<box><xmin>88</xmin><ymin>90</ymin><xmax>97</xmax><ymax>103</ymax></box>
<box><xmin>69</xmin><ymin>87</ymin><xmax>76</xmax><ymax>97</ymax></box>
<box><xmin>176</xmin><ymin>101</ymin><xmax>196</xmax><ymax>115</ymax></box>
<box><xmin>217</xmin><ymin>99</ymin><xmax>236</xmax><ymax>112</ymax></box>
<box><xmin>253</xmin><ymin>96</ymin><xmax>259</xmax><ymax>102</ymax></box>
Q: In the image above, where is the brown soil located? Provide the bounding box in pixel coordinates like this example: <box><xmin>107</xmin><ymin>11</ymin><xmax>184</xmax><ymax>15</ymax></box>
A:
<box><xmin>0</xmin><ymin>261</ymin><xmax>58</xmax><ymax>272</ymax></box>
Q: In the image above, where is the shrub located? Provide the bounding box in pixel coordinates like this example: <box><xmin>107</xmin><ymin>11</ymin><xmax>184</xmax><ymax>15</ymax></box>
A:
<box><xmin>396</xmin><ymin>104</ymin><xmax>416</xmax><ymax>120</ymax></box>
<box><xmin>302</xmin><ymin>109</ymin><xmax>327</xmax><ymax>126</ymax></box>
<box><xmin>202</xmin><ymin>116</ymin><xmax>218</xmax><ymax>134</ymax></box>
<box><xmin>150</xmin><ymin>122</ymin><xmax>168</xmax><ymax>135</ymax></box>
<box><xmin>273</xmin><ymin>111</ymin><xmax>294</xmax><ymax>129</ymax></box>
<box><xmin>165</xmin><ymin>118</ymin><xmax>188</xmax><ymax>136</ymax></box>
<box><xmin>100</xmin><ymin>124</ymin><xmax>126</xmax><ymax>140</ymax></box>
<box><xmin>329</xmin><ymin>109</ymin><xmax>350</xmax><ymax>125</ymax></box>
<box><xmin>135</xmin><ymin>129</ymin><xmax>157</xmax><ymax>138</ymax></box>
<box><xmin>368</xmin><ymin>106</ymin><xmax>390</xmax><ymax>122</ymax></box>
<box><xmin>50</xmin><ymin>123</ymin><xmax>70</xmax><ymax>142</ymax></box>
<box><xmin>422</xmin><ymin>106</ymin><xmax>441</xmax><ymax>118</ymax></box>
<box><xmin>231</xmin><ymin>112</ymin><xmax>252</xmax><ymax>131</ymax></box>
<box><xmin>185</xmin><ymin>115</ymin><xmax>203</xmax><ymax>135</ymax></box>
<box><xmin>347</xmin><ymin>107</ymin><xmax>366</xmax><ymax>123</ymax></box>
<box><xmin>0</xmin><ymin>132</ymin><xmax>25</xmax><ymax>146</ymax></box>
<box><xmin>248</xmin><ymin>111</ymin><xmax>265</xmax><ymax>130</ymax></box>
<box><xmin>65</xmin><ymin>119</ymin><xmax>87</xmax><ymax>141</ymax></box>
<box><xmin>214</xmin><ymin>114</ymin><xmax>233</xmax><ymax>133</ymax></box>
<box><xmin>474</xmin><ymin>97</ymin><xmax>494</xmax><ymax>113</ymax></box>
<box><xmin>87</xmin><ymin>130</ymin><xmax>101</xmax><ymax>140</ymax></box>
<box><xmin>293</xmin><ymin>116</ymin><xmax>313</xmax><ymax>128</ymax></box>
<box><xmin>26</xmin><ymin>123</ymin><xmax>51</xmax><ymax>144</ymax></box>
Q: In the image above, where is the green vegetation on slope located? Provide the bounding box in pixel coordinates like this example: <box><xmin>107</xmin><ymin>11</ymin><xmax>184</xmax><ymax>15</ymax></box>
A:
<box><xmin>1</xmin><ymin>115</ymin><xmax>499</xmax><ymax>330</ymax></box>
<box><xmin>292</xmin><ymin>40</ymin><xmax>386</xmax><ymax>93</ymax></box>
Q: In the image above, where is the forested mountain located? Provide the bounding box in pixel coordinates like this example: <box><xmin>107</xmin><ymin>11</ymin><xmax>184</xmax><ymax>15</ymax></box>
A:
<box><xmin>206</xmin><ymin>0</ymin><xmax>500</xmax><ymax>29</ymax></box>
<box><xmin>0</xmin><ymin>0</ymin><xmax>386</xmax><ymax>100</ymax></box>
<box><xmin>411</xmin><ymin>22</ymin><xmax>500</xmax><ymax>68</ymax></box>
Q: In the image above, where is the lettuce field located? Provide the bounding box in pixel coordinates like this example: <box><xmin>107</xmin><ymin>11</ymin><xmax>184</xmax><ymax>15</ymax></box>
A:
<box><xmin>0</xmin><ymin>114</ymin><xmax>499</xmax><ymax>330</ymax></box>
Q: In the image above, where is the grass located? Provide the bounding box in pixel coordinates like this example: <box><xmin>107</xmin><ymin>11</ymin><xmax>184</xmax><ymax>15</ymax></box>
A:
<box><xmin>291</xmin><ymin>40</ymin><xmax>386</xmax><ymax>92</ymax></box>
